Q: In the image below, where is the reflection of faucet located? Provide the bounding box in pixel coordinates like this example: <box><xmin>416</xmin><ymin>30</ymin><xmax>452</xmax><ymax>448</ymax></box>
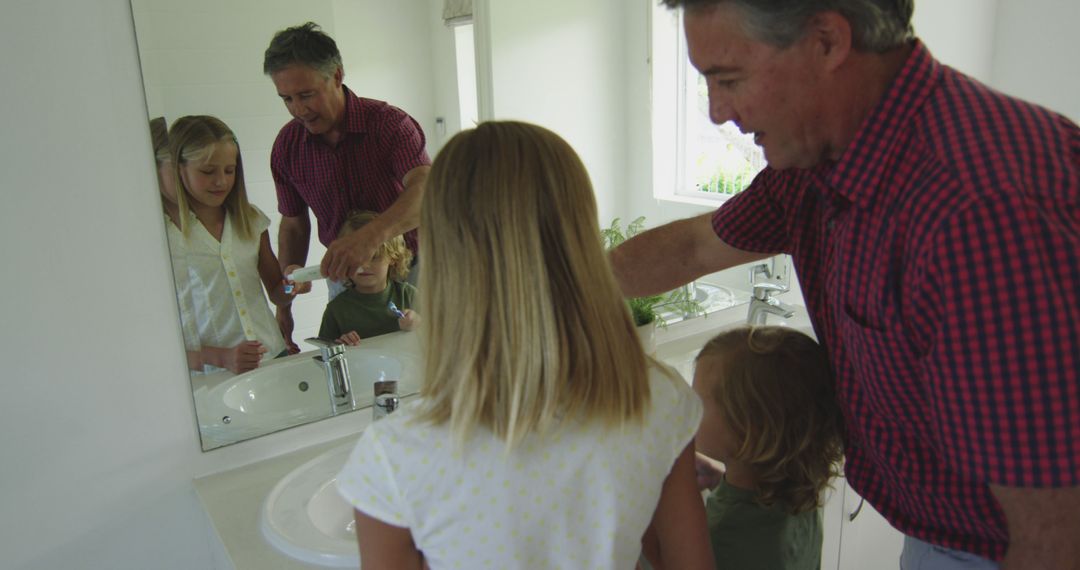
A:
<box><xmin>747</xmin><ymin>263</ymin><xmax>795</xmax><ymax>325</ymax></box>
<box><xmin>373</xmin><ymin>380</ymin><xmax>399</xmax><ymax>421</ymax></box>
<box><xmin>306</xmin><ymin>337</ymin><xmax>352</xmax><ymax>414</ymax></box>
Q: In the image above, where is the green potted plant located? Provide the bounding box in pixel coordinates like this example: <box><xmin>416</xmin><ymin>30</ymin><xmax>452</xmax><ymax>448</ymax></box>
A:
<box><xmin>601</xmin><ymin>217</ymin><xmax>702</xmax><ymax>352</ymax></box>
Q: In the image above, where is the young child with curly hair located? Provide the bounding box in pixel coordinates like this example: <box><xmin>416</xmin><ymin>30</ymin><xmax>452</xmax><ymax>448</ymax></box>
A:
<box><xmin>692</xmin><ymin>326</ymin><xmax>844</xmax><ymax>570</ymax></box>
<box><xmin>318</xmin><ymin>210</ymin><xmax>419</xmax><ymax>344</ymax></box>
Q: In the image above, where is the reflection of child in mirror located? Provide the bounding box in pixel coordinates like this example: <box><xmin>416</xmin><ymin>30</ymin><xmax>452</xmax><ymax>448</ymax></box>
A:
<box><xmin>336</xmin><ymin>121</ymin><xmax>712</xmax><ymax>569</ymax></box>
<box><xmin>166</xmin><ymin>115</ymin><xmax>310</xmax><ymax>374</ymax></box>
<box><xmin>683</xmin><ymin>326</ymin><xmax>844</xmax><ymax>570</ymax></box>
<box><xmin>318</xmin><ymin>210</ymin><xmax>418</xmax><ymax>345</ymax></box>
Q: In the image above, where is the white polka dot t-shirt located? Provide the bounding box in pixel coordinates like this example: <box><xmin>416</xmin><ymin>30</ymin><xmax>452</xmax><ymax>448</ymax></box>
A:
<box><xmin>336</xmin><ymin>362</ymin><xmax>702</xmax><ymax>569</ymax></box>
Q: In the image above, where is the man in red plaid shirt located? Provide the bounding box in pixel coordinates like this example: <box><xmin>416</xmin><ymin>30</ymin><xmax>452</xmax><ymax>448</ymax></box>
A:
<box><xmin>263</xmin><ymin>23</ymin><xmax>431</xmax><ymax>350</ymax></box>
<box><xmin>613</xmin><ymin>1</ymin><xmax>1079</xmax><ymax>568</ymax></box>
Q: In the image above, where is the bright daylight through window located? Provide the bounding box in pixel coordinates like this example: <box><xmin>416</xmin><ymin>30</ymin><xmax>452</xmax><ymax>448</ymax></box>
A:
<box><xmin>652</xmin><ymin>6</ymin><xmax>765</xmax><ymax>205</ymax></box>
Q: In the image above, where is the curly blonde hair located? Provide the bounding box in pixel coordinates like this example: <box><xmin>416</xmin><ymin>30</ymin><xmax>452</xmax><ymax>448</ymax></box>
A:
<box><xmin>697</xmin><ymin>326</ymin><xmax>844</xmax><ymax>514</ymax></box>
<box><xmin>338</xmin><ymin>210</ymin><xmax>413</xmax><ymax>282</ymax></box>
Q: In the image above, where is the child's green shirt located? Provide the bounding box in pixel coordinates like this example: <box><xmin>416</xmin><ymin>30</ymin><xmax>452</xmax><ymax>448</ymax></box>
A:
<box><xmin>319</xmin><ymin>281</ymin><xmax>417</xmax><ymax>340</ymax></box>
<box><xmin>706</xmin><ymin>478</ymin><xmax>823</xmax><ymax>570</ymax></box>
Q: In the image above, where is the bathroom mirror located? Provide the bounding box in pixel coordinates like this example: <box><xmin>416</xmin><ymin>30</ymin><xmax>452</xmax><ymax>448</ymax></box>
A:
<box><xmin>131</xmin><ymin>0</ymin><xmax>477</xmax><ymax>450</ymax></box>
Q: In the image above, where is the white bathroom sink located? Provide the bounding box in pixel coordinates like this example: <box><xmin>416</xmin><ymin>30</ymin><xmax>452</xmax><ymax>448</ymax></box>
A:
<box><xmin>194</xmin><ymin>346</ymin><xmax>419</xmax><ymax>448</ymax></box>
<box><xmin>261</xmin><ymin>440</ymin><xmax>360</xmax><ymax>567</ymax></box>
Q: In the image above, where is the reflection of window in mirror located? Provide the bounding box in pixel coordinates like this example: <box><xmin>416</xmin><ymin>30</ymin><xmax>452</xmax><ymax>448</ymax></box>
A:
<box><xmin>453</xmin><ymin>23</ymin><xmax>479</xmax><ymax>128</ymax></box>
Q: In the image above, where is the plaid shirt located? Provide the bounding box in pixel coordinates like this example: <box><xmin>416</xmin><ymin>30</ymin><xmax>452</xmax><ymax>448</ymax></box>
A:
<box><xmin>713</xmin><ymin>40</ymin><xmax>1079</xmax><ymax>560</ymax></box>
<box><xmin>271</xmin><ymin>86</ymin><xmax>430</xmax><ymax>253</ymax></box>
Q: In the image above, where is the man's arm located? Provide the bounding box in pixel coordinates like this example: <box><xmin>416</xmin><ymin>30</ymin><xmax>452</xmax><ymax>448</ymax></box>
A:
<box><xmin>276</xmin><ymin>212</ymin><xmax>311</xmax><ymax>353</ymax></box>
<box><xmin>992</xmin><ymin>484</ymin><xmax>1080</xmax><ymax>569</ymax></box>
<box><xmin>278</xmin><ymin>211</ymin><xmax>312</xmax><ymax>271</ymax></box>
<box><xmin>609</xmin><ymin>212</ymin><xmax>770</xmax><ymax>297</ymax></box>
<box><xmin>321</xmin><ymin>164</ymin><xmax>429</xmax><ymax>281</ymax></box>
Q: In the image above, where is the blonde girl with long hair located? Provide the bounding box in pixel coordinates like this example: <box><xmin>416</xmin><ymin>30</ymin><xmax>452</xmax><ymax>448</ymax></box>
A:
<box><xmin>336</xmin><ymin>121</ymin><xmax>713</xmax><ymax>569</ymax></box>
<box><xmin>167</xmin><ymin>115</ymin><xmax>309</xmax><ymax>373</ymax></box>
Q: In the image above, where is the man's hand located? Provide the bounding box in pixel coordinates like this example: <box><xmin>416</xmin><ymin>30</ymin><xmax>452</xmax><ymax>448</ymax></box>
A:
<box><xmin>282</xmin><ymin>264</ymin><xmax>312</xmax><ymax>296</ymax></box>
<box><xmin>276</xmin><ymin>306</ymin><xmax>300</xmax><ymax>354</ymax></box>
<box><xmin>321</xmin><ymin>226</ymin><xmax>379</xmax><ymax>282</ymax></box>
<box><xmin>993</xmin><ymin>484</ymin><xmax>1080</xmax><ymax>569</ymax></box>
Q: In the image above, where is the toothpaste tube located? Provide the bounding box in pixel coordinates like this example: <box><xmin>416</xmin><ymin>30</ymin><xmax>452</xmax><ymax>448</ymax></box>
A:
<box><xmin>284</xmin><ymin>265</ymin><xmax>367</xmax><ymax>294</ymax></box>
<box><xmin>286</xmin><ymin>265</ymin><xmax>325</xmax><ymax>283</ymax></box>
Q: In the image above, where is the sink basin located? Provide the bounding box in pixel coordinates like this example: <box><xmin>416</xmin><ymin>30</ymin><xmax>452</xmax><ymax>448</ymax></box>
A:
<box><xmin>656</xmin><ymin>281</ymin><xmax>741</xmax><ymax>325</ymax></box>
<box><xmin>762</xmin><ymin>303</ymin><xmax>816</xmax><ymax>339</ymax></box>
<box><xmin>261</xmin><ymin>441</ymin><xmax>359</xmax><ymax>567</ymax></box>
<box><xmin>193</xmin><ymin>346</ymin><xmax>419</xmax><ymax>448</ymax></box>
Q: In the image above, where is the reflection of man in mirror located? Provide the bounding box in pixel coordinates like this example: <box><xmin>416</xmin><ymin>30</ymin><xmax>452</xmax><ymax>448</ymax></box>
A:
<box><xmin>264</xmin><ymin>22</ymin><xmax>431</xmax><ymax>351</ymax></box>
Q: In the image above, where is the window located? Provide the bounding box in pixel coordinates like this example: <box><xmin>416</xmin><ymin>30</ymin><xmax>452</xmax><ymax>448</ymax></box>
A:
<box><xmin>651</xmin><ymin>6</ymin><xmax>765</xmax><ymax>206</ymax></box>
<box><xmin>453</xmin><ymin>23</ymin><xmax>479</xmax><ymax>128</ymax></box>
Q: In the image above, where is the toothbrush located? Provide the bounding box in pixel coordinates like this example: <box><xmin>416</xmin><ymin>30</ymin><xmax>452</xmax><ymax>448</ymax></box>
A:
<box><xmin>284</xmin><ymin>264</ymin><xmax>365</xmax><ymax>294</ymax></box>
<box><xmin>387</xmin><ymin>300</ymin><xmax>406</xmax><ymax>319</ymax></box>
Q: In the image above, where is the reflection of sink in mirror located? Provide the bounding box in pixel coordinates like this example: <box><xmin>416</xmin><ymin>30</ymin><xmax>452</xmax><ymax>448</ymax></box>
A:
<box><xmin>194</xmin><ymin>347</ymin><xmax>418</xmax><ymax>449</ymax></box>
<box><xmin>261</xmin><ymin>441</ymin><xmax>359</xmax><ymax>567</ymax></box>
<box><xmin>656</xmin><ymin>281</ymin><xmax>743</xmax><ymax>325</ymax></box>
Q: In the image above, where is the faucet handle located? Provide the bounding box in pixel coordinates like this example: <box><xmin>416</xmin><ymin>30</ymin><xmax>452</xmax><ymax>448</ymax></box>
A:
<box><xmin>305</xmin><ymin>337</ymin><xmax>345</xmax><ymax>357</ymax></box>
<box><xmin>751</xmin><ymin>281</ymin><xmax>788</xmax><ymax>301</ymax></box>
<box><xmin>749</xmin><ymin>262</ymin><xmax>773</xmax><ymax>282</ymax></box>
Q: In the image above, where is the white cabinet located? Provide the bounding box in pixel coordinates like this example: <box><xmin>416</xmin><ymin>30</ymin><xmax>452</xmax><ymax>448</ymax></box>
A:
<box><xmin>822</xmin><ymin>478</ymin><xmax>905</xmax><ymax>570</ymax></box>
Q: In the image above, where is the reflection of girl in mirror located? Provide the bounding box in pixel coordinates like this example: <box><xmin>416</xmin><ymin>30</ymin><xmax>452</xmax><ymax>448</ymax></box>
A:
<box><xmin>167</xmin><ymin>115</ymin><xmax>310</xmax><ymax>374</ymax></box>
<box><xmin>318</xmin><ymin>210</ymin><xmax>419</xmax><ymax>346</ymax></box>
<box><xmin>335</xmin><ymin>121</ymin><xmax>713</xmax><ymax>569</ymax></box>
<box><xmin>151</xmin><ymin>116</ymin><xmax>181</xmax><ymax>226</ymax></box>
<box><xmin>153</xmin><ymin>116</ymin><xmax>206</xmax><ymax>372</ymax></box>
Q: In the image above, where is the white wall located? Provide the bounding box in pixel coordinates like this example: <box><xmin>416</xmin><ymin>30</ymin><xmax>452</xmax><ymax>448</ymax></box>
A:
<box><xmin>912</xmin><ymin>0</ymin><xmax>998</xmax><ymax>82</ymax></box>
<box><xmin>486</xmin><ymin>0</ymin><xmax>629</xmax><ymax>224</ymax></box>
<box><xmin>1</xmin><ymin>1</ymin><xmax>215</xmax><ymax>567</ymax></box>
<box><xmin>991</xmin><ymin>0</ymin><xmax>1080</xmax><ymax>122</ymax></box>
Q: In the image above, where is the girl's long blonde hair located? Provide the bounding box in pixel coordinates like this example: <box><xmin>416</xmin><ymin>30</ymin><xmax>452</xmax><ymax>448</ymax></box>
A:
<box><xmin>697</xmin><ymin>326</ymin><xmax>845</xmax><ymax>513</ymax></box>
<box><xmin>417</xmin><ymin>121</ymin><xmax>650</xmax><ymax>448</ymax></box>
<box><xmin>168</xmin><ymin>115</ymin><xmax>257</xmax><ymax>239</ymax></box>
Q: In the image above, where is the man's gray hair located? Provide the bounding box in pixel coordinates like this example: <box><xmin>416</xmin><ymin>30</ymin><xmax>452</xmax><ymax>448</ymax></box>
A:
<box><xmin>263</xmin><ymin>22</ymin><xmax>343</xmax><ymax>77</ymax></box>
<box><xmin>662</xmin><ymin>0</ymin><xmax>914</xmax><ymax>53</ymax></box>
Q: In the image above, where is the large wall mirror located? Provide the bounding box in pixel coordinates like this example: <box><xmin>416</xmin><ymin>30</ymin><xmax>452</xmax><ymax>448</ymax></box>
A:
<box><xmin>131</xmin><ymin>0</ymin><xmax>479</xmax><ymax>450</ymax></box>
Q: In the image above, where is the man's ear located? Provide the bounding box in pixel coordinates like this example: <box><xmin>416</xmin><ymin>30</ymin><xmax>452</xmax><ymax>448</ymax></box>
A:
<box><xmin>807</xmin><ymin>11</ymin><xmax>853</xmax><ymax>72</ymax></box>
<box><xmin>333</xmin><ymin>65</ymin><xmax>344</xmax><ymax>87</ymax></box>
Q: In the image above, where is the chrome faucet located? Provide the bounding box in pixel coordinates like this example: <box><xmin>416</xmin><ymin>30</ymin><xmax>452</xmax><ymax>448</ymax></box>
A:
<box><xmin>747</xmin><ymin>263</ymin><xmax>796</xmax><ymax>325</ymax></box>
<box><xmin>306</xmin><ymin>337</ymin><xmax>352</xmax><ymax>414</ymax></box>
